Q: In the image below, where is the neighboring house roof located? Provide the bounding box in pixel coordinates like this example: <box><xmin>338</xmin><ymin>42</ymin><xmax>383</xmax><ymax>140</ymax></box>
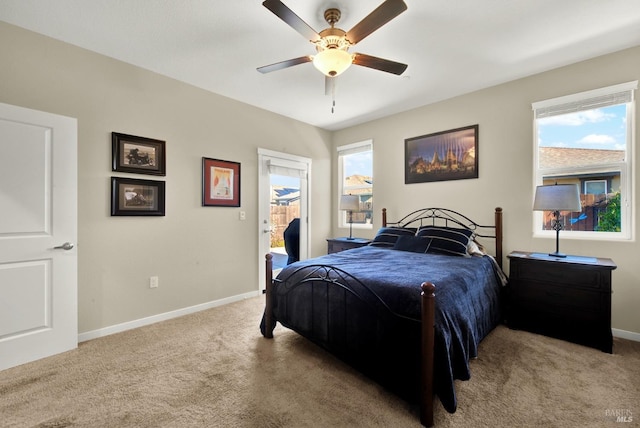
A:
<box><xmin>271</xmin><ymin>186</ymin><xmax>299</xmax><ymax>205</ymax></box>
<box><xmin>272</xmin><ymin>187</ymin><xmax>298</xmax><ymax>198</ymax></box>
<box><xmin>345</xmin><ymin>175</ymin><xmax>372</xmax><ymax>186</ymax></box>
<box><xmin>539</xmin><ymin>147</ymin><xmax>624</xmax><ymax>169</ymax></box>
<box><xmin>344</xmin><ymin>175</ymin><xmax>372</xmax><ymax>196</ymax></box>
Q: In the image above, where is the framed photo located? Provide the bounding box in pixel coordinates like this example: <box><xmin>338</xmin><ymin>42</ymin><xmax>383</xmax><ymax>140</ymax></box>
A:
<box><xmin>202</xmin><ymin>157</ymin><xmax>241</xmax><ymax>207</ymax></box>
<box><xmin>405</xmin><ymin>124</ymin><xmax>479</xmax><ymax>184</ymax></box>
<box><xmin>112</xmin><ymin>132</ymin><xmax>166</xmax><ymax>176</ymax></box>
<box><xmin>111</xmin><ymin>177</ymin><xmax>165</xmax><ymax>216</ymax></box>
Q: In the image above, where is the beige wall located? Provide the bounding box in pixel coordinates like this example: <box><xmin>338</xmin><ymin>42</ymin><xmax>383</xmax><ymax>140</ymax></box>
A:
<box><xmin>333</xmin><ymin>45</ymin><xmax>640</xmax><ymax>335</ymax></box>
<box><xmin>2</xmin><ymin>20</ymin><xmax>638</xmax><ymax>337</ymax></box>
<box><xmin>0</xmin><ymin>22</ymin><xmax>333</xmax><ymax>333</ymax></box>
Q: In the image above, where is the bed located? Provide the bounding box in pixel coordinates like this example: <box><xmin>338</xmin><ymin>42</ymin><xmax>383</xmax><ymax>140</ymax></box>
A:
<box><xmin>261</xmin><ymin>207</ymin><xmax>505</xmax><ymax>427</ymax></box>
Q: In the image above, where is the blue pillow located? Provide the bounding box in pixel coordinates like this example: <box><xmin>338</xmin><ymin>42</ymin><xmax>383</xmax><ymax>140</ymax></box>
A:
<box><xmin>370</xmin><ymin>227</ymin><xmax>416</xmax><ymax>247</ymax></box>
<box><xmin>393</xmin><ymin>235</ymin><xmax>432</xmax><ymax>253</ymax></box>
<box><xmin>416</xmin><ymin>226</ymin><xmax>473</xmax><ymax>256</ymax></box>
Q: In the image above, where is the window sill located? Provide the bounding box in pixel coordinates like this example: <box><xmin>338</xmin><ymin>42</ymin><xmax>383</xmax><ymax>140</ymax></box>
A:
<box><xmin>533</xmin><ymin>230</ymin><xmax>632</xmax><ymax>241</ymax></box>
<box><xmin>340</xmin><ymin>224</ymin><xmax>373</xmax><ymax>231</ymax></box>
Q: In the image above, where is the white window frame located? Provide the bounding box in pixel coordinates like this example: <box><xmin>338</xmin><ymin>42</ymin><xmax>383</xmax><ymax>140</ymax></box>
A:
<box><xmin>532</xmin><ymin>81</ymin><xmax>637</xmax><ymax>241</ymax></box>
<box><xmin>337</xmin><ymin>140</ymin><xmax>373</xmax><ymax>231</ymax></box>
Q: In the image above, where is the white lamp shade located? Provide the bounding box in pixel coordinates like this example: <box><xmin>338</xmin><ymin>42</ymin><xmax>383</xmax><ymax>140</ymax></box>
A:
<box><xmin>533</xmin><ymin>184</ymin><xmax>581</xmax><ymax>211</ymax></box>
<box><xmin>339</xmin><ymin>194</ymin><xmax>359</xmax><ymax>211</ymax></box>
<box><xmin>312</xmin><ymin>49</ymin><xmax>353</xmax><ymax>77</ymax></box>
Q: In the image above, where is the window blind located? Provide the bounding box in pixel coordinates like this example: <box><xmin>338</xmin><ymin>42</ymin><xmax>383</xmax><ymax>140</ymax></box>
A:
<box><xmin>533</xmin><ymin>81</ymin><xmax>637</xmax><ymax>119</ymax></box>
<box><xmin>267</xmin><ymin>158</ymin><xmax>307</xmax><ymax>178</ymax></box>
<box><xmin>337</xmin><ymin>140</ymin><xmax>372</xmax><ymax>156</ymax></box>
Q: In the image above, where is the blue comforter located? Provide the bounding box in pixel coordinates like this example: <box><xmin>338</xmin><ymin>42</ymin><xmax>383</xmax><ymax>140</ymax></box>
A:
<box><xmin>262</xmin><ymin>245</ymin><xmax>503</xmax><ymax>413</ymax></box>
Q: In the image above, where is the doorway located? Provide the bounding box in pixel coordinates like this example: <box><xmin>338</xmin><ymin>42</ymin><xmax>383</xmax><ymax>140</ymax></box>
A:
<box><xmin>258</xmin><ymin>149</ymin><xmax>310</xmax><ymax>291</ymax></box>
<box><xmin>269</xmin><ymin>173</ymin><xmax>301</xmax><ymax>271</ymax></box>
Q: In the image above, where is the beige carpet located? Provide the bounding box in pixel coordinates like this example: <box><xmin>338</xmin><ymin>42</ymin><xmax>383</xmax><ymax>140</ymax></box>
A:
<box><xmin>1</xmin><ymin>296</ymin><xmax>638</xmax><ymax>428</ymax></box>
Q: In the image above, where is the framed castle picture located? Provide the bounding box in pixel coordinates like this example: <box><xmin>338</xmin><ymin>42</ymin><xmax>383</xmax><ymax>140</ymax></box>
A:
<box><xmin>405</xmin><ymin>125</ymin><xmax>478</xmax><ymax>184</ymax></box>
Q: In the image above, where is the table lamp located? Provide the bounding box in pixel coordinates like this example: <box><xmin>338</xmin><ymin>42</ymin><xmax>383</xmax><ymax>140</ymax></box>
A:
<box><xmin>533</xmin><ymin>183</ymin><xmax>581</xmax><ymax>257</ymax></box>
<box><xmin>339</xmin><ymin>194</ymin><xmax>359</xmax><ymax>240</ymax></box>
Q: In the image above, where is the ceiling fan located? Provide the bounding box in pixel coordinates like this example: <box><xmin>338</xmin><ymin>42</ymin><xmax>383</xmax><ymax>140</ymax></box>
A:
<box><xmin>257</xmin><ymin>0</ymin><xmax>408</xmax><ymax>79</ymax></box>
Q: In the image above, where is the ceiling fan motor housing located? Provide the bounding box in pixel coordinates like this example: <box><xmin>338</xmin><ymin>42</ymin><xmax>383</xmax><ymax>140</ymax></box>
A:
<box><xmin>316</xmin><ymin>28</ymin><xmax>351</xmax><ymax>51</ymax></box>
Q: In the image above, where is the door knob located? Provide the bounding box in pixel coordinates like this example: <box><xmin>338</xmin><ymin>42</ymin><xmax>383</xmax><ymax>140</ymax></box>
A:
<box><xmin>53</xmin><ymin>242</ymin><xmax>74</xmax><ymax>251</ymax></box>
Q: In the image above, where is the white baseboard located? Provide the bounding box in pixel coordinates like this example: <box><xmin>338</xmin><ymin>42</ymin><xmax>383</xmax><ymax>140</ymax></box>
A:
<box><xmin>78</xmin><ymin>292</ymin><xmax>639</xmax><ymax>345</ymax></box>
<box><xmin>612</xmin><ymin>328</ymin><xmax>640</xmax><ymax>342</ymax></box>
<box><xmin>78</xmin><ymin>290</ymin><xmax>260</xmax><ymax>343</ymax></box>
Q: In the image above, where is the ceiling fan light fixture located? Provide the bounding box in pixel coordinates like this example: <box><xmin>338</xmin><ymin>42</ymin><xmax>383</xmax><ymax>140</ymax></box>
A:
<box><xmin>312</xmin><ymin>49</ymin><xmax>353</xmax><ymax>77</ymax></box>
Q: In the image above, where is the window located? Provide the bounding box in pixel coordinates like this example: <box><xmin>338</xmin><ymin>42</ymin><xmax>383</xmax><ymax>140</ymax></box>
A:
<box><xmin>532</xmin><ymin>81</ymin><xmax>637</xmax><ymax>239</ymax></box>
<box><xmin>337</xmin><ymin>140</ymin><xmax>373</xmax><ymax>229</ymax></box>
<box><xmin>584</xmin><ymin>180</ymin><xmax>607</xmax><ymax>195</ymax></box>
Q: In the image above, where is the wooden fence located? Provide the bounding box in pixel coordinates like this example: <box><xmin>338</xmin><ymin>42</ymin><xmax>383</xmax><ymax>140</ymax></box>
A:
<box><xmin>270</xmin><ymin>205</ymin><xmax>300</xmax><ymax>247</ymax></box>
<box><xmin>541</xmin><ymin>194</ymin><xmax>613</xmax><ymax>232</ymax></box>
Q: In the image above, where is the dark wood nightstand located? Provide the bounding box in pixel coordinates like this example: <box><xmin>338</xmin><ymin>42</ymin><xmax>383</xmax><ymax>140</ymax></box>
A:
<box><xmin>327</xmin><ymin>237</ymin><xmax>371</xmax><ymax>254</ymax></box>
<box><xmin>506</xmin><ymin>251</ymin><xmax>616</xmax><ymax>353</ymax></box>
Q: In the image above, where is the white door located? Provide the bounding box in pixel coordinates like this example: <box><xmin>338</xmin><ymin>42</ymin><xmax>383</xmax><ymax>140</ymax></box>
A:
<box><xmin>258</xmin><ymin>149</ymin><xmax>310</xmax><ymax>291</ymax></box>
<box><xmin>0</xmin><ymin>102</ymin><xmax>78</xmax><ymax>371</ymax></box>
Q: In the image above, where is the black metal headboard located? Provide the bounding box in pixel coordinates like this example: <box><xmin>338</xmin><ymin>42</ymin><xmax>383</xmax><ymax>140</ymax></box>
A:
<box><xmin>381</xmin><ymin>207</ymin><xmax>503</xmax><ymax>268</ymax></box>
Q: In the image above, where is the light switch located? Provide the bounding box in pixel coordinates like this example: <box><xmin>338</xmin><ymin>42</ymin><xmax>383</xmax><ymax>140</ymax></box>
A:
<box><xmin>239</xmin><ymin>211</ymin><xmax>246</xmax><ymax>221</ymax></box>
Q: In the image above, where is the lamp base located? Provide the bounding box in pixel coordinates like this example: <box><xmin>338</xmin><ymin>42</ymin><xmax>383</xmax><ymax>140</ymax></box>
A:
<box><xmin>548</xmin><ymin>251</ymin><xmax>567</xmax><ymax>258</ymax></box>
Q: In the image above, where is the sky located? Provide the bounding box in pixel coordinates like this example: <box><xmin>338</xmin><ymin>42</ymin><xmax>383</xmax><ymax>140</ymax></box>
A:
<box><xmin>271</xmin><ymin>174</ymin><xmax>300</xmax><ymax>187</ymax></box>
<box><xmin>344</xmin><ymin>151</ymin><xmax>373</xmax><ymax>178</ymax></box>
<box><xmin>537</xmin><ymin>104</ymin><xmax>627</xmax><ymax>151</ymax></box>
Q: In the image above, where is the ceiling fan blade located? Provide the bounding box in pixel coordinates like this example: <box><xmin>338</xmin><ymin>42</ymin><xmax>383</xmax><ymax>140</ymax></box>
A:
<box><xmin>262</xmin><ymin>0</ymin><xmax>321</xmax><ymax>42</ymax></box>
<box><xmin>346</xmin><ymin>0</ymin><xmax>407</xmax><ymax>45</ymax></box>
<box><xmin>352</xmin><ymin>53</ymin><xmax>408</xmax><ymax>75</ymax></box>
<box><xmin>257</xmin><ymin>56</ymin><xmax>312</xmax><ymax>74</ymax></box>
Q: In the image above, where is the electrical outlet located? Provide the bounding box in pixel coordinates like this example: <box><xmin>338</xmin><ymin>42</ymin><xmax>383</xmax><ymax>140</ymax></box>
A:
<box><xmin>149</xmin><ymin>276</ymin><xmax>159</xmax><ymax>288</ymax></box>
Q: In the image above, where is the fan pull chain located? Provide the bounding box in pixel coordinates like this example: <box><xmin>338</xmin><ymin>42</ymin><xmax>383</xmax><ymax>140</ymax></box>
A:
<box><xmin>331</xmin><ymin>79</ymin><xmax>336</xmax><ymax>114</ymax></box>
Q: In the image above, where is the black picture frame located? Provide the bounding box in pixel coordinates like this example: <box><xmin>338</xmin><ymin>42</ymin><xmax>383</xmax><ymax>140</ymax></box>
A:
<box><xmin>111</xmin><ymin>177</ymin><xmax>165</xmax><ymax>216</ymax></box>
<box><xmin>112</xmin><ymin>132</ymin><xmax>166</xmax><ymax>176</ymax></box>
<box><xmin>405</xmin><ymin>124</ymin><xmax>479</xmax><ymax>184</ymax></box>
<box><xmin>202</xmin><ymin>157</ymin><xmax>241</xmax><ymax>207</ymax></box>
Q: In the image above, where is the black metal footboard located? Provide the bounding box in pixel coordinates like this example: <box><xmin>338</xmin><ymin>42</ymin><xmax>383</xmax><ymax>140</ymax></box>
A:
<box><xmin>263</xmin><ymin>253</ymin><xmax>436</xmax><ymax>427</ymax></box>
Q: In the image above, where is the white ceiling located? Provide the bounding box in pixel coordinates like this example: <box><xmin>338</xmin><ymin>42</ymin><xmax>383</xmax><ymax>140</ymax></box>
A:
<box><xmin>1</xmin><ymin>0</ymin><xmax>639</xmax><ymax>131</ymax></box>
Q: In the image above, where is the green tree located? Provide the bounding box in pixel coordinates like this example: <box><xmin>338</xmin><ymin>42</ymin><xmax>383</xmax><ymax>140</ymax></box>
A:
<box><xmin>597</xmin><ymin>192</ymin><xmax>621</xmax><ymax>232</ymax></box>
